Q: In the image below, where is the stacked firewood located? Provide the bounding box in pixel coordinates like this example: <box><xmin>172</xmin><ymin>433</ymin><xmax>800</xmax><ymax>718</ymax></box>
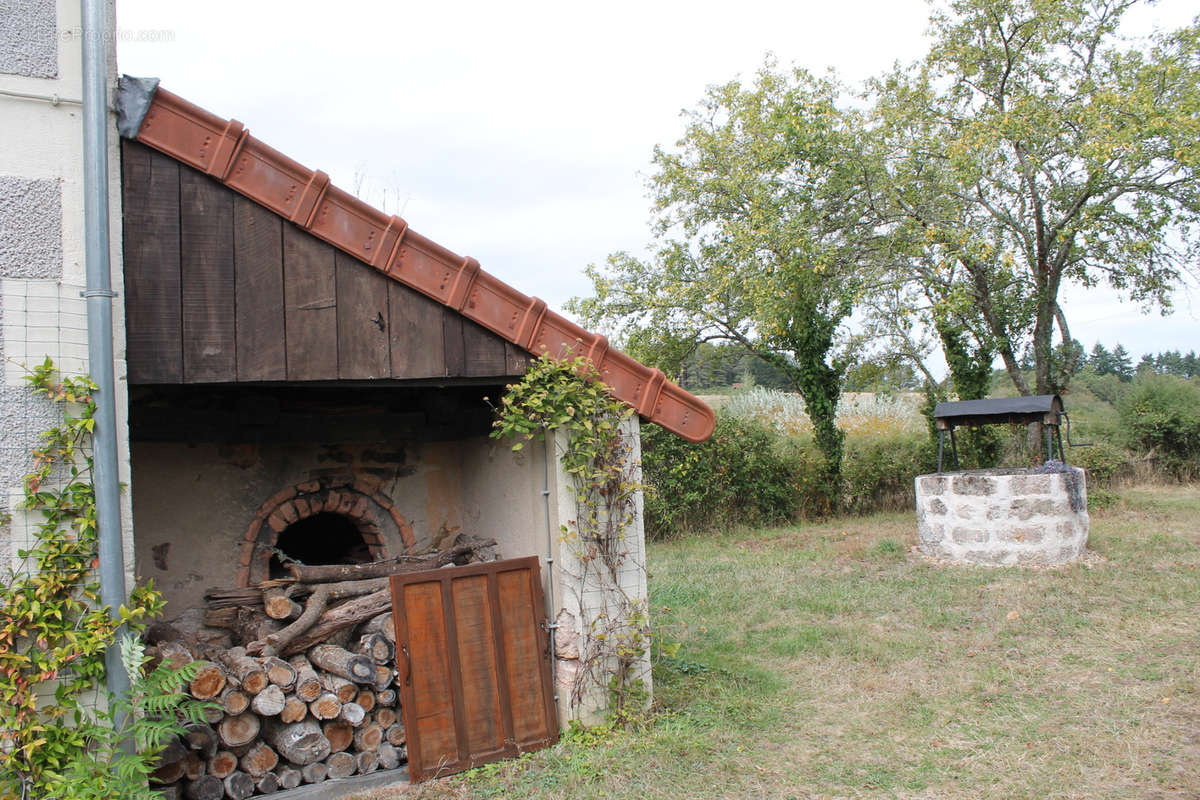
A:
<box><xmin>147</xmin><ymin>535</ymin><xmax>497</xmax><ymax>799</ymax></box>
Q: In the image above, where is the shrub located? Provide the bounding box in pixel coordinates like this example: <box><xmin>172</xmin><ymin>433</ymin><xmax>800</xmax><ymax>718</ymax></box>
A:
<box><xmin>1119</xmin><ymin>375</ymin><xmax>1200</xmax><ymax>479</ymax></box>
<box><xmin>841</xmin><ymin>432</ymin><xmax>936</xmax><ymax>514</ymax></box>
<box><xmin>642</xmin><ymin>413</ymin><xmax>804</xmax><ymax>538</ymax></box>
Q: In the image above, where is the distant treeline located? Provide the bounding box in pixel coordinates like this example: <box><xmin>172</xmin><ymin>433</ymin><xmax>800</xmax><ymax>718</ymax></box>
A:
<box><xmin>1082</xmin><ymin>343</ymin><xmax>1198</xmax><ymax>382</ymax></box>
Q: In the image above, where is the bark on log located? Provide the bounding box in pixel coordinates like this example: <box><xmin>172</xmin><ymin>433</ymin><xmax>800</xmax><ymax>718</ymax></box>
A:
<box><xmin>218</xmin><ymin>649</ymin><xmax>268</xmax><ymax>695</ymax></box>
<box><xmin>150</xmin><ymin>760</ymin><xmax>186</xmax><ymax>785</ymax></box>
<box><xmin>207</xmin><ymin>751</ymin><xmax>238</xmax><ymax>779</ymax></box>
<box><xmin>157</xmin><ymin>784</ymin><xmax>184</xmax><ymax>800</ymax></box>
<box><xmin>187</xmin><ymin>662</ymin><xmax>226</xmax><ymax>700</ymax></box>
<box><xmin>284</xmin><ymin>546</ymin><xmax>477</xmax><ymax>583</ymax></box>
<box><xmin>219</xmin><ymin>685</ymin><xmax>250</xmax><ymax>716</ymax></box>
<box><xmin>320</xmin><ymin>673</ymin><xmax>358</xmax><ymax>704</ymax></box>
<box><xmin>338</xmin><ymin>701</ymin><xmax>366</xmax><ymax>727</ymax></box>
<box><xmin>300</xmin><ymin>762</ymin><xmax>327</xmax><ymax>784</ymax></box>
<box><xmin>263</xmin><ymin>719</ymin><xmax>331</xmax><ymax>766</ymax></box>
<box><xmin>222</xmin><ymin>771</ymin><xmax>255</xmax><ymax>800</ymax></box>
<box><xmin>376</xmin><ymin>742</ymin><xmax>400</xmax><ymax>770</ymax></box>
<box><xmin>324</xmin><ymin>751</ymin><xmax>356</xmax><ymax>780</ymax></box>
<box><xmin>255</xmin><ymin>772</ymin><xmax>279</xmax><ymax>794</ymax></box>
<box><xmin>157</xmin><ymin>641</ymin><xmax>195</xmax><ymax>669</ymax></box>
<box><xmin>203</xmin><ymin>607</ymin><xmax>238</xmax><ymax>630</ymax></box>
<box><xmin>183</xmin><ymin>722</ymin><xmax>219</xmax><ymax>759</ymax></box>
<box><xmin>362</xmin><ymin>611</ymin><xmax>395</xmax><ymax>643</ymax></box>
<box><xmin>155</xmin><ymin>736</ymin><xmax>189</xmax><ymax>768</ymax></box>
<box><xmin>263</xmin><ymin>587</ymin><xmax>302</xmax><ymax>621</ymax></box>
<box><xmin>308</xmin><ymin>692</ymin><xmax>342</xmax><ymax>721</ymax></box>
<box><xmin>263</xmin><ymin>656</ymin><xmax>297</xmax><ymax>690</ymax></box>
<box><xmin>275</xmin><ymin>765</ymin><xmax>302</xmax><ymax>790</ymax></box>
<box><xmin>217</xmin><ymin>714</ymin><xmax>260</xmax><ymax>749</ymax></box>
<box><xmin>373</xmin><ymin>707</ymin><xmax>396</xmax><ymax>729</ymax></box>
<box><xmin>373</xmin><ymin>663</ymin><xmax>393</xmax><ymax>691</ymax></box>
<box><xmin>356</xmin><ymin>749</ymin><xmax>379</xmax><ymax>775</ymax></box>
<box><xmin>375</xmin><ymin>688</ymin><xmax>396</xmax><ymax>707</ymax></box>
<box><xmin>309</xmin><ymin>644</ymin><xmax>375</xmax><ymax>683</ymax></box>
<box><xmin>201</xmin><ymin>704</ymin><xmax>225</xmax><ymax>725</ymax></box>
<box><xmin>280</xmin><ymin>695</ymin><xmax>308</xmax><ymax>724</ymax></box>
<box><xmin>288</xmin><ymin>655</ymin><xmax>322</xmax><ymax>702</ymax></box>
<box><xmin>358</xmin><ymin>633</ymin><xmax>394</xmax><ymax>664</ymax></box>
<box><xmin>279</xmin><ymin>591</ymin><xmax>391</xmax><ymax>656</ymax></box>
<box><xmin>235</xmin><ymin>609</ymin><xmax>281</xmax><ymax>647</ymax></box>
<box><xmin>250</xmin><ymin>684</ymin><xmax>286</xmax><ymax>717</ymax></box>
<box><xmin>182</xmin><ymin>752</ymin><xmax>205</xmax><ymax>781</ymax></box>
<box><xmin>205</xmin><ymin>586</ymin><xmax>267</xmax><ymax>609</ymax></box>
<box><xmin>355</xmin><ymin>688</ymin><xmax>376</xmax><ymax>713</ymax></box>
<box><xmin>353</xmin><ymin>722</ymin><xmax>383</xmax><ymax>752</ymax></box>
<box><xmin>238</xmin><ymin>741</ymin><xmax>278</xmax><ymax>778</ymax></box>
<box><xmin>182</xmin><ymin>775</ymin><xmax>223</xmax><ymax>800</ymax></box>
<box><xmin>264</xmin><ymin>586</ymin><xmax>329</xmax><ymax>655</ymax></box>
<box><xmin>385</xmin><ymin>723</ymin><xmax>406</xmax><ymax>747</ymax></box>
<box><xmin>322</xmin><ymin>721</ymin><xmax>353</xmax><ymax>754</ymax></box>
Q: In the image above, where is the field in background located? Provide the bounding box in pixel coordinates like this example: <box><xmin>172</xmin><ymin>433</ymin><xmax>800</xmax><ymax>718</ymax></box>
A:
<box><xmin>362</xmin><ymin>484</ymin><xmax>1200</xmax><ymax>800</ymax></box>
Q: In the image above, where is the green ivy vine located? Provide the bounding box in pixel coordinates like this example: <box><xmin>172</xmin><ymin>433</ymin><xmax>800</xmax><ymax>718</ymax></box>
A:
<box><xmin>0</xmin><ymin>358</ymin><xmax>202</xmax><ymax>799</ymax></box>
<box><xmin>491</xmin><ymin>354</ymin><xmax>650</xmax><ymax>725</ymax></box>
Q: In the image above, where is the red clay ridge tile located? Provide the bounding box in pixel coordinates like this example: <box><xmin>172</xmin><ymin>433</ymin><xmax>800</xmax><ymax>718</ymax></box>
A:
<box><xmin>120</xmin><ymin>80</ymin><xmax>714</xmax><ymax>442</ymax></box>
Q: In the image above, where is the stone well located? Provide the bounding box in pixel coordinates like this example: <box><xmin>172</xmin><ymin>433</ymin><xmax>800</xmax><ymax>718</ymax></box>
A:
<box><xmin>914</xmin><ymin>467</ymin><xmax>1089</xmax><ymax>566</ymax></box>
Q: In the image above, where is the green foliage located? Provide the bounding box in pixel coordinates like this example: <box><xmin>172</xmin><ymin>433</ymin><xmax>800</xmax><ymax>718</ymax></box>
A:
<box><xmin>1119</xmin><ymin>375</ymin><xmax>1200</xmax><ymax>479</ymax></box>
<box><xmin>873</xmin><ymin>0</ymin><xmax>1200</xmax><ymax>398</ymax></box>
<box><xmin>491</xmin><ymin>354</ymin><xmax>649</xmax><ymax>725</ymax></box>
<box><xmin>641</xmin><ymin>414</ymin><xmax>806</xmax><ymax>539</ymax></box>
<box><xmin>43</xmin><ymin>638</ymin><xmax>211</xmax><ymax>800</ymax></box>
<box><xmin>572</xmin><ymin>63</ymin><xmax>888</xmax><ymax>513</ymax></box>
<box><xmin>840</xmin><ymin>433</ymin><xmax>935</xmax><ymax>515</ymax></box>
<box><xmin>0</xmin><ymin>358</ymin><xmax>181</xmax><ymax>798</ymax></box>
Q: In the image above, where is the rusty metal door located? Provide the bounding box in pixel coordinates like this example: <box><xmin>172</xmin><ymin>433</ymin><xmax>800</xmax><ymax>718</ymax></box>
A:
<box><xmin>389</xmin><ymin>556</ymin><xmax>558</xmax><ymax>781</ymax></box>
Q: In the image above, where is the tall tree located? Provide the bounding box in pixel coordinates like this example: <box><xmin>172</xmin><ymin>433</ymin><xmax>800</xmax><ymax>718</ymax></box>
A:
<box><xmin>570</xmin><ymin>65</ymin><xmax>885</xmax><ymax>511</ymax></box>
<box><xmin>874</xmin><ymin>0</ymin><xmax>1200</xmax><ymax>397</ymax></box>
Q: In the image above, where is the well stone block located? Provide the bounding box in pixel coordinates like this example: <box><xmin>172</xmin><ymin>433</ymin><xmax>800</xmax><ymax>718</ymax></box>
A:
<box><xmin>914</xmin><ymin>467</ymin><xmax>1089</xmax><ymax>566</ymax></box>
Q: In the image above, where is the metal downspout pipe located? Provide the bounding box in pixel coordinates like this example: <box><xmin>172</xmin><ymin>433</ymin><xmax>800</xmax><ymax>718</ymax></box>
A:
<box><xmin>81</xmin><ymin>0</ymin><xmax>130</xmax><ymax>708</ymax></box>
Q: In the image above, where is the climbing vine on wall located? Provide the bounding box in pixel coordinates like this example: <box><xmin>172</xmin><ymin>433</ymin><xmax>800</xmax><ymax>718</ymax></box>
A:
<box><xmin>491</xmin><ymin>354</ymin><xmax>650</xmax><ymax>725</ymax></box>
<box><xmin>0</xmin><ymin>358</ymin><xmax>195</xmax><ymax>798</ymax></box>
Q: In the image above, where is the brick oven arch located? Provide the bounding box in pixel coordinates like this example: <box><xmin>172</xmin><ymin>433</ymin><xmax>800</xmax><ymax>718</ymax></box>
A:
<box><xmin>236</xmin><ymin>478</ymin><xmax>416</xmax><ymax>586</ymax></box>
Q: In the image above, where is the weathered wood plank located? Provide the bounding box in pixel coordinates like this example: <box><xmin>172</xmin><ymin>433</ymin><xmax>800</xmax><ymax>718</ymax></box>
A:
<box><xmin>462</xmin><ymin>320</ymin><xmax>507</xmax><ymax>377</ymax></box>
<box><xmin>504</xmin><ymin>342</ymin><xmax>531</xmax><ymax>376</ymax></box>
<box><xmin>122</xmin><ymin>141</ymin><xmax>182</xmax><ymax>384</ymax></box>
<box><xmin>234</xmin><ymin>197</ymin><xmax>285</xmax><ymax>381</ymax></box>
<box><xmin>388</xmin><ymin>283</ymin><xmax>445</xmax><ymax>378</ymax></box>
<box><xmin>283</xmin><ymin>224</ymin><xmax>338</xmax><ymax>380</ymax></box>
<box><xmin>180</xmin><ymin>169</ymin><xmax>236</xmax><ymax>382</ymax></box>
<box><xmin>336</xmin><ymin>253</ymin><xmax>390</xmax><ymax>379</ymax></box>
<box><xmin>442</xmin><ymin>309</ymin><xmax>466</xmax><ymax>377</ymax></box>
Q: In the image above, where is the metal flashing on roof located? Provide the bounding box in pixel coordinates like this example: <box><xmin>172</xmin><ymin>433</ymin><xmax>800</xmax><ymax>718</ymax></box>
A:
<box><xmin>114</xmin><ymin>81</ymin><xmax>714</xmax><ymax>442</ymax></box>
<box><xmin>115</xmin><ymin>75</ymin><xmax>159</xmax><ymax>139</ymax></box>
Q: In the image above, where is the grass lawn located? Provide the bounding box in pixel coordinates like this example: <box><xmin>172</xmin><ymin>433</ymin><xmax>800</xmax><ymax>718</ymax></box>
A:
<box><xmin>362</xmin><ymin>485</ymin><xmax>1199</xmax><ymax>799</ymax></box>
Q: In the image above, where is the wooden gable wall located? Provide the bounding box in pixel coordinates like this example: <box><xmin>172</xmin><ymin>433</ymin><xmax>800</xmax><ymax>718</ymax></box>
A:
<box><xmin>121</xmin><ymin>140</ymin><xmax>530</xmax><ymax>385</ymax></box>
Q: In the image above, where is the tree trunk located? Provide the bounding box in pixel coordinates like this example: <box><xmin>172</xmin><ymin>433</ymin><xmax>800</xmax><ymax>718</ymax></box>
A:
<box><xmin>275</xmin><ymin>765</ymin><xmax>302</xmax><ymax>790</ymax></box>
<box><xmin>250</xmin><ymin>684</ymin><xmax>286</xmax><ymax>717</ymax></box>
<box><xmin>308</xmin><ymin>692</ymin><xmax>342</xmax><ymax>721</ymax></box>
<box><xmin>182</xmin><ymin>775</ymin><xmax>223</xmax><ymax>800</ymax></box>
<box><xmin>385</xmin><ymin>723</ymin><xmax>406</xmax><ymax>747</ymax></box>
<box><xmin>322</xmin><ymin>721</ymin><xmax>353</xmax><ymax>753</ymax></box>
<box><xmin>238</xmin><ymin>741</ymin><xmax>278</xmax><ymax>777</ymax></box>
<box><xmin>356</xmin><ymin>749</ymin><xmax>379</xmax><ymax>775</ymax></box>
<box><xmin>182</xmin><ymin>722</ymin><xmax>219</xmax><ymax>759</ymax></box>
<box><xmin>187</xmin><ymin>662</ymin><xmax>226</xmax><ymax>700</ymax></box>
<box><xmin>320</xmin><ymin>673</ymin><xmax>358</xmax><ymax>704</ymax></box>
<box><xmin>264</xmin><ymin>719</ymin><xmax>332</xmax><ymax>766</ymax></box>
<box><xmin>353</xmin><ymin>722</ymin><xmax>383</xmax><ymax>752</ymax></box>
<box><xmin>263</xmin><ymin>588</ymin><xmax>302</xmax><ymax>621</ymax></box>
<box><xmin>376</xmin><ymin>742</ymin><xmax>400</xmax><ymax>770</ymax></box>
<box><xmin>324</xmin><ymin>751</ymin><xmax>356</xmax><ymax>780</ymax></box>
<box><xmin>375</xmin><ymin>688</ymin><xmax>396</xmax><ymax>707</ymax></box>
<box><xmin>207</xmin><ymin>751</ymin><xmax>238</xmax><ymax>779</ymax></box>
<box><xmin>280</xmin><ymin>695</ymin><xmax>308</xmax><ymax>724</ymax></box>
<box><xmin>300</xmin><ymin>762</ymin><xmax>328</xmax><ymax>784</ymax></box>
<box><xmin>358</xmin><ymin>633</ymin><xmax>394</xmax><ymax>664</ymax></box>
<box><xmin>309</xmin><ymin>644</ymin><xmax>375</xmax><ymax>683</ymax></box>
<box><xmin>354</xmin><ymin>688</ymin><xmax>376</xmax><ymax>713</ymax></box>
<box><xmin>254</xmin><ymin>772</ymin><xmax>279</xmax><ymax>794</ymax></box>
<box><xmin>218</xmin><ymin>650</ymin><xmax>268</xmax><ymax>696</ymax></box>
<box><xmin>288</xmin><ymin>655</ymin><xmax>322</xmax><ymax>702</ymax></box>
<box><xmin>219</xmin><ymin>685</ymin><xmax>250</xmax><ymax>716</ymax></box>
<box><xmin>263</xmin><ymin>656</ymin><xmax>297</xmax><ymax>690</ymax></box>
<box><xmin>222</xmin><ymin>771</ymin><xmax>255</xmax><ymax>800</ymax></box>
<box><xmin>217</xmin><ymin>714</ymin><xmax>260</xmax><ymax>749</ymax></box>
<box><xmin>373</xmin><ymin>707</ymin><xmax>396</xmax><ymax>729</ymax></box>
<box><xmin>338</xmin><ymin>701</ymin><xmax>366</xmax><ymax>727</ymax></box>
<box><xmin>279</xmin><ymin>592</ymin><xmax>392</xmax><ymax>656</ymax></box>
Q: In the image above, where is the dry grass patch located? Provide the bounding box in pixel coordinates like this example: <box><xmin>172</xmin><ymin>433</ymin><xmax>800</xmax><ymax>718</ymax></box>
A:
<box><xmin>356</xmin><ymin>485</ymin><xmax>1200</xmax><ymax>800</ymax></box>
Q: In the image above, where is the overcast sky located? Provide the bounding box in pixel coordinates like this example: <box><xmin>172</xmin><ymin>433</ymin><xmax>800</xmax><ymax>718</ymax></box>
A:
<box><xmin>115</xmin><ymin>0</ymin><xmax>1199</xmax><ymax>365</ymax></box>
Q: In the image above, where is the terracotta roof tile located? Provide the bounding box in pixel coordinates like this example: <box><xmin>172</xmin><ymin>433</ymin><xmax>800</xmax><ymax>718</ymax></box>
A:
<box><xmin>116</xmin><ymin>79</ymin><xmax>714</xmax><ymax>442</ymax></box>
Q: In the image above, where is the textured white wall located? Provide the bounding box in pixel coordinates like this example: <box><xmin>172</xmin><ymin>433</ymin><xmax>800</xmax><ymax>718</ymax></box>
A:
<box><xmin>0</xmin><ymin>0</ymin><xmax>131</xmax><ymax>588</ymax></box>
